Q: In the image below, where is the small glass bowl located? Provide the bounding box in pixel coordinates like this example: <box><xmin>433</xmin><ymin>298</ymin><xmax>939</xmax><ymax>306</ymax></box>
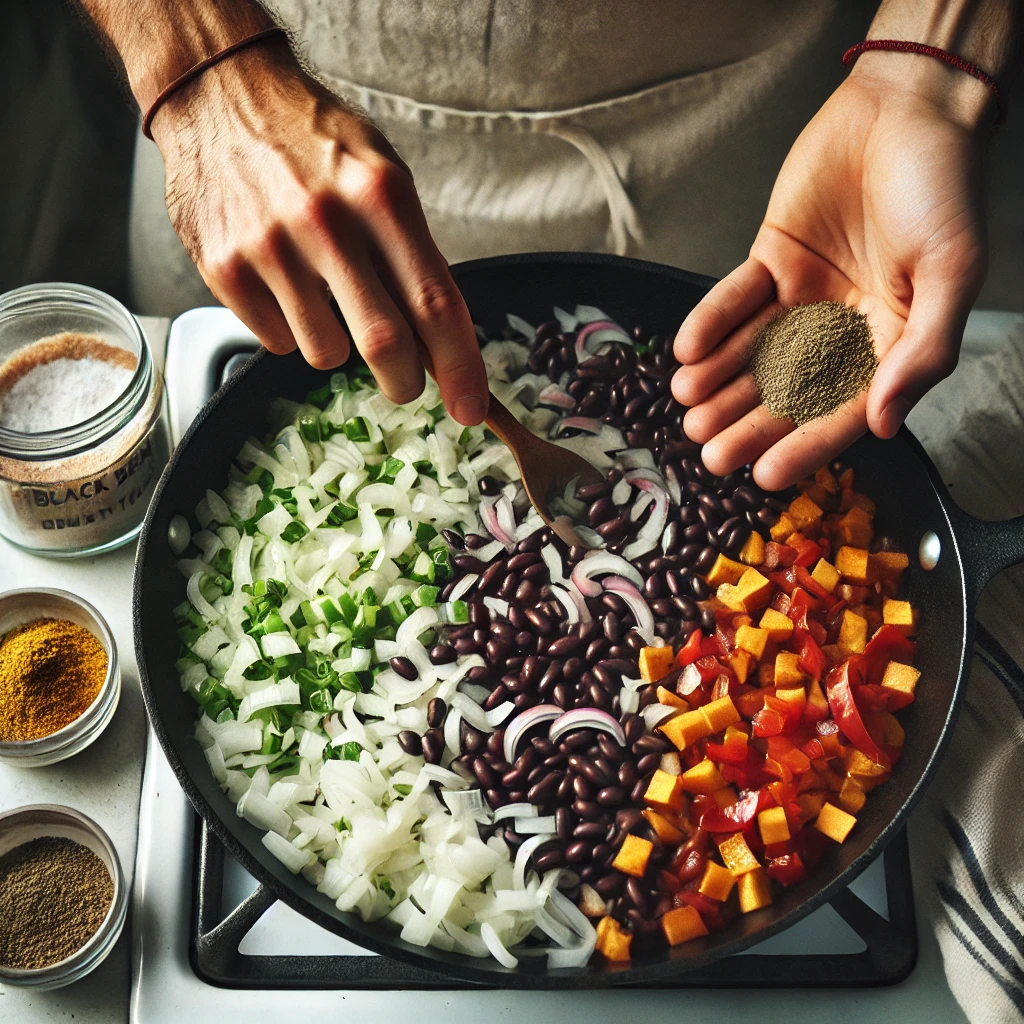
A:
<box><xmin>0</xmin><ymin>589</ymin><xmax>120</xmax><ymax>767</ymax></box>
<box><xmin>0</xmin><ymin>804</ymin><xmax>127</xmax><ymax>989</ymax></box>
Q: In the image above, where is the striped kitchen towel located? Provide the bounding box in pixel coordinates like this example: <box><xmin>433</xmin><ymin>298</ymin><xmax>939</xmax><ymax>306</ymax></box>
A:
<box><xmin>908</xmin><ymin>317</ymin><xmax>1024</xmax><ymax>1024</ymax></box>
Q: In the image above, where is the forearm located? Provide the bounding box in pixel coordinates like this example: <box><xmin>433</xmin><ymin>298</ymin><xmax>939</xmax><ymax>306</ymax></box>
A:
<box><xmin>76</xmin><ymin>0</ymin><xmax>277</xmax><ymax>112</ymax></box>
<box><xmin>857</xmin><ymin>0</ymin><xmax>1020</xmax><ymax>127</ymax></box>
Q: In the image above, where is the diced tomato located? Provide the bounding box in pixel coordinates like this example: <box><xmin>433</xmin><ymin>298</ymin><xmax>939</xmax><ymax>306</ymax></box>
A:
<box><xmin>801</xmin><ymin>737</ymin><xmax>826</xmax><ymax>760</ymax></box>
<box><xmin>825</xmin><ymin>659</ymin><xmax>891</xmax><ymax>768</ymax></box>
<box><xmin>793</xmin><ymin>540</ymin><xmax>823</xmax><ymax>567</ymax></box>
<box><xmin>752</xmin><ymin>694</ymin><xmax>792</xmax><ymax>737</ymax></box>
<box><xmin>720</xmin><ymin>747</ymin><xmax>774</xmax><ymax>790</ymax></box>
<box><xmin>768</xmin><ymin>569</ymin><xmax>797</xmax><ymax>595</ymax></box>
<box><xmin>676</xmin><ymin>629</ymin><xmax>705</xmax><ymax>667</ymax></box>
<box><xmin>699</xmin><ymin>788</ymin><xmax>769</xmax><ymax>833</ymax></box>
<box><xmin>678</xmin><ymin>889</ymin><xmax>726</xmax><ymax>927</ymax></box>
<box><xmin>789</xmin><ymin>587</ymin><xmax>822</xmax><ymax>613</ymax></box>
<box><xmin>860</xmin><ymin>625</ymin><xmax>917</xmax><ymax>685</ymax></box>
<box><xmin>701</xmin><ymin>635</ymin><xmax>724</xmax><ymax>658</ymax></box>
<box><xmin>706</xmin><ymin>730</ymin><xmax>749</xmax><ymax>766</ymax></box>
<box><xmin>794</xmin><ymin>565</ymin><xmax>833</xmax><ymax>601</ymax></box>
<box><xmin>764</xmin><ymin>756</ymin><xmax>792</xmax><ymax>783</ymax></box>
<box><xmin>793</xmin><ymin>628</ymin><xmax>828</xmax><ymax>682</ymax></box>
<box><xmin>694</xmin><ymin>656</ymin><xmax>725</xmax><ymax>685</ymax></box>
<box><xmin>767</xmin><ymin>852</ymin><xmax>809</xmax><ymax>887</ymax></box>
<box><xmin>766</xmin><ymin>735</ymin><xmax>812</xmax><ymax>775</ymax></box>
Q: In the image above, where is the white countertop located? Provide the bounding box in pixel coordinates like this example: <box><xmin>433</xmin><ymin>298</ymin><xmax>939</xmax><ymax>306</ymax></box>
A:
<box><xmin>7</xmin><ymin>309</ymin><xmax>1019</xmax><ymax>1023</ymax></box>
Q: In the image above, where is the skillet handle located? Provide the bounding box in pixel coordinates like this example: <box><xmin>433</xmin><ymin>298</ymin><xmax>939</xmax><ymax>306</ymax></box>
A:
<box><xmin>948</xmin><ymin>505</ymin><xmax>1024</xmax><ymax>608</ymax></box>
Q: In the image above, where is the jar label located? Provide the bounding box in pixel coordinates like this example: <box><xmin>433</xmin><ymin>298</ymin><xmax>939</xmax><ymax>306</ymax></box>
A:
<box><xmin>0</xmin><ymin>420</ymin><xmax>170</xmax><ymax>551</ymax></box>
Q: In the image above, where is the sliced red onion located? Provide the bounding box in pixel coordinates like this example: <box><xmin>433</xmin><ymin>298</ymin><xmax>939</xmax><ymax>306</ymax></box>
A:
<box><xmin>570</xmin><ymin>552</ymin><xmax>644</xmax><ymax>597</ymax></box>
<box><xmin>602</xmin><ymin>575</ymin><xmax>656</xmax><ymax>643</ymax></box>
<box><xmin>677</xmin><ymin>662</ymin><xmax>703</xmax><ymax>696</ymax></box>
<box><xmin>475</xmin><ymin>539</ymin><xmax>506</xmax><ymax>562</ymax></box>
<box><xmin>553</xmin><ymin>306</ymin><xmax>578</xmax><ymax>332</ymax></box>
<box><xmin>618</xmin><ymin>687</ymin><xmax>640</xmax><ymax>715</ymax></box>
<box><xmin>448</xmin><ymin>572</ymin><xmax>479</xmax><ymax>602</ymax></box>
<box><xmin>515</xmin><ymin>514</ymin><xmax>546</xmax><ymax>541</ymax></box>
<box><xmin>442</xmin><ymin>787</ymin><xmax>488</xmax><ymax>819</ymax></box>
<box><xmin>555</xmin><ymin>416</ymin><xmax>605</xmax><ymax>436</ymax></box>
<box><xmin>565</xmin><ymin>583</ymin><xmax>593</xmax><ymax>624</ymax></box>
<box><xmin>323</xmin><ymin>713</ymin><xmax>343</xmax><ymax>739</ymax></box>
<box><xmin>495</xmin><ymin>494</ymin><xmax>517</xmax><ymax>550</ymax></box>
<box><xmin>624</xmin><ymin>467</ymin><xmax>665</xmax><ymax>487</ymax></box>
<box><xmin>540</xmin><ymin>543</ymin><xmax>567</xmax><ymax>586</ymax></box>
<box><xmin>484</xmin><ymin>701</ymin><xmax>515</xmax><ymax>727</ymax></box>
<box><xmin>506</xmin><ymin>312</ymin><xmax>536</xmax><ymax>340</ymax></box>
<box><xmin>622</xmin><ymin>534</ymin><xmax>658</xmax><ymax>561</ymax></box>
<box><xmin>549</xmin><ymin>708</ymin><xmax>626</xmax><ymax>748</ymax></box>
<box><xmin>515</xmin><ymin>815</ymin><xmax>557</xmax><ymax>834</ymax></box>
<box><xmin>546</xmin><ymin>889</ymin><xmax>598</xmax><ymax>968</ymax></box>
<box><xmin>618</xmin><ymin>448</ymin><xmax>658</xmax><ymax>471</ymax></box>
<box><xmin>503</xmin><ymin>704</ymin><xmax>563</xmax><ymax>763</ymax></box>
<box><xmin>514</xmin><ymin>834</ymin><xmax>550</xmax><ymax>890</ymax></box>
<box><xmin>573</xmin><ymin>304</ymin><xmax>612</xmax><ymax>324</ymax></box>
<box><xmin>572</xmin><ymin>525</ymin><xmax>604</xmax><ymax>549</ymax></box>
<box><xmin>611</xmin><ymin>478</ymin><xmax>631</xmax><ymax>505</ymax></box>
<box><xmin>642</xmin><ymin>703</ymin><xmax>679</xmax><ymax>729</ymax></box>
<box><xmin>622</xmin><ymin>473</ymin><xmax>670</xmax><ymax>562</ymax></box>
<box><xmin>538</xmin><ymin>384</ymin><xmax>576</xmax><ymax>409</ymax></box>
<box><xmin>574</xmin><ymin>320</ymin><xmax>633</xmax><ymax>362</ymax></box>
<box><xmin>420</xmin><ymin>764</ymin><xmax>470</xmax><ymax>789</ymax></box>
<box><xmin>547</xmin><ymin>585</ymin><xmax>580</xmax><ymax>625</ymax></box>
<box><xmin>452</xmin><ymin>693</ymin><xmax>497</xmax><ymax>733</ymax></box>
<box><xmin>480</xmin><ymin>497</ymin><xmax>516</xmax><ymax>550</ymax></box>
<box><xmin>629</xmin><ymin>491</ymin><xmax>655</xmax><ymax>522</ymax></box>
<box><xmin>483</xmin><ymin>596</ymin><xmax>510</xmax><ymax>619</ymax></box>
<box><xmin>665</xmin><ymin>470</ymin><xmax>682</xmax><ymax>506</ymax></box>
<box><xmin>493</xmin><ymin>802</ymin><xmax>538</xmax><ymax>822</ymax></box>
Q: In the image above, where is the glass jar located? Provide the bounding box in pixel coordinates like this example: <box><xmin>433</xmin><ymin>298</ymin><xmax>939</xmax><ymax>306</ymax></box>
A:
<box><xmin>0</xmin><ymin>283</ymin><xmax>171</xmax><ymax>556</ymax></box>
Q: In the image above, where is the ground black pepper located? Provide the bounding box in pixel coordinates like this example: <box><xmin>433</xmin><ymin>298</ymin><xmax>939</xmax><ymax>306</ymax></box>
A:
<box><xmin>0</xmin><ymin>836</ymin><xmax>113</xmax><ymax>969</ymax></box>
<box><xmin>749</xmin><ymin>301</ymin><xmax>877</xmax><ymax>425</ymax></box>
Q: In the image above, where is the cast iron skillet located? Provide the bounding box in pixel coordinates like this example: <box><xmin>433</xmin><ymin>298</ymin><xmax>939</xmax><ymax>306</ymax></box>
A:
<box><xmin>134</xmin><ymin>253</ymin><xmax>1024</xmax><ymax>987</ymax></box>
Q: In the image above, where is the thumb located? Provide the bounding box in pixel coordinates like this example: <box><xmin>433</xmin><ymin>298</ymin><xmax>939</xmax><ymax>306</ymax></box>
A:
<box><xmin>866</xmin><ymin>260</ymin><xmax>979</xmax><ymax>439</ymax></box>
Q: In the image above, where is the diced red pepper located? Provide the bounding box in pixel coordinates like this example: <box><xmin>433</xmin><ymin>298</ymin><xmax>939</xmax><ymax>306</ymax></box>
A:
<box><xmin>825</xmin><ymin>659</ymin><xmax>891</xmax><ymax>768</ymax></box>
<box><xmin>677</xmin><ymin>889</ymin><xmax>726</xmax><ymax>929</ymax></box>
<box><xmin>793</xmin><ymin>628</ymin><xmax>828</xmax><ymax>682</ymax></box>
<box><xmin>770</xmin><ymin>591</ymin><xmax>792</xmax><ymax>615</ymax></box>
<box><xmin>763</xmin><ymin>542</ymin><xmax>799</xmax><ymax>571</ymax></box>
<box><xmin>676</xmin><ymin>629</ymin><xmax>705</xmax><ymax>667</ymax></box>
<box><xmin>793</xmin><ymin>540</ymin><xmax>823</xmax><ymax>567</ymax></box>
<box><xmin>801</xmin><ymin>737</ymin><xmax>826</xmax><ymax>760</ymax></box>
<box><xmin>860</xmin><ymin>625</ymin><xmax>917</xmax><ymax>685</ymax></box>
<box><xmin>752</xmin><ymin>704</ymin><xmax>787</xmax><ymax>738</ymax></box>
<box><xmin>768</xmin><ymin>568</ymin><xmax>797</xmax><ymax>596</ymax></box>
<box><xmin>701</xmin><ymin>635</ymin><xmax>725</xmax><ymax>658</ymax></box>
<box><xmin>790</xmin><ymin>587</ymin><xmax>822</xmax><ymax>613</ymax></box>
<box><xmin>706</xmin><ymin>730</ymin><xmax>749</xmax><ymax>766</ymax></box>
<box><xmin>699</xmin><ymin>788</ymin><xmax>768</xmax><ymax>833</ymax></box>
<box><xmin>794</xmin><ymin>565</ymin><xmax>833</xmax><ymax>601</ymax></box>
<box><xmin>767</xmin><ymin>735</ymin><xmax>812</xmax><ymax>775</ymax></box>
<box><xmin>694</xmin><ymin>656</ymin><xmax>725</xmax><ymax>685</ymax></box>
<box><xmin>767</xmin><ymin>852</ymin><xmax>809</xmax><ymax>887</ymax></box>
<box><xmin>856</xmin><ymin>683</ymin><xmax>891</xmax><ymax>712</ymax></box>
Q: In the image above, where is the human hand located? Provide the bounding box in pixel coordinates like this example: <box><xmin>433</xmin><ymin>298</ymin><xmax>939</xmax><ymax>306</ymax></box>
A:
<box><xmin>671</xmin><ymin>55</ymin><xmax>992</xmax><ymax>490</ymax></box>
<box><xmin>152</xmin><ymin>42</ymin><xmax>488</xmax><ymax>424</ymax></box>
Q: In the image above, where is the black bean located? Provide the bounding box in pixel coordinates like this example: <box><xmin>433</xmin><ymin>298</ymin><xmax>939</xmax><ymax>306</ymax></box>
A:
<box><xmin>616</xmin><ymin>807</ymin><xmax>643</xmax><ymax>834</ymax></box>
<box><xmin>525</xmin><ymin>608</ymin><xmax>556</xmax><ymax>635</ymax></box>
<box><xmin>555</xmin><ymin>806</ymin><xmax>572</xmax><ymax>840</ymax></box>
<box><xmin>672</xmin><ymin>595</ymin><xmax>698</xmax><ymax>618</ymax></box>
<box><xmin>474</xmin><ymin>757</ymin><xmax>499</xmax><ymax>788</ymax></box>
<box><xmin>528</xmin><ymin>771</ymin><xmax>562</xmax><ymax>804</ymax></box>
<box><xmin>597</xmin><ymin>786</ymin><xmax>626</xmax><ymax>807</ymax></box>
<box><xmin>427</xmin><ymin>698</ymin><xmax>447</xmax><ymax>729</ymax></box>
<box><xmin>441</xmin><ymin>528</ymin><xmax>465</xmax><ymax>549</ymax></box>
<box><xmin>701</xmin><ymin>608</ymin><xmax>717</xmax><ymax>633</ymax></box>
<box><xmin>548</xmin><ymin>635</ymin><xmax>584</xmax><ymax>658</ymax></box>
<box><xmin>453</xmin><ymin>638</ymin><xmax>481</xmax><ymax>656</ymax></box>
<box><xmin>431</xmin><ymin>644</ymin><xmax>457</xmax><ymax>666</ymax></box>
<box><xmin>691</xmin><ymin>575</ymin><xmax>712</xmax><ymax>600</ymax></box>
<box><xmin>515</xmin><ymin>630</ymin><xmax>537</xmax><ymax>653</ymax></box>
<box><xmin>485</xmin><ymin>788</ymin><xmax>504</xmax><ymax>809</ymax></box>
<box><xmin>595</xmin><ymin>873</ymin><xmax>625</xmax><ymax>898</ymax></box>
<box><xmin>636</xmin><ymin>752</ymin><xmax>661</xmax><ymax>775</ymax></box>
<box><xmin>460</xmin><ymin>720</ymin><xmax>486</xmax><ymax>755</ymax></box>
<box><xmin>618</xmin><ymin>762</ymin><xmax>638</xmax><ymax>788</ymax></box>
<box><xmin>596</xmin><ymin>516</ymin><xmax>628</xmax><ymax>539</ymax></box>
<box><xmin>514</xmin><ymin>746</ymin><xmax>537</xmax><ymax>773</ymax></box>
<box><xmin>566</xmin><ymin>841</ymin><xmax>591</xmax><ymax>864</ymax></box>
<box><xmin>422</xmin><ymin>729</ymin><xmax>444</xmax><ymax>764</ymax></box>
<box><xmin>523</xmin><ymin>562</ymin><xmax>547</xmax><ymax>582</ymax></box>
<box><xmin>498</xmin><ymin>575</ymin><xmax>518</xmax><ymax>601</ymax></box>
<box><xmin>398</xmin><ymin>730</ymin><xmax>422</xmax><ymax>756</ymax></box>
<box><xmin>622</xmin><ymin>714</ymin><xmax>644</xmax><ymax>744</ymax></box>
<box><xmin>480</xmin><ymin>562</ymin><xmax>506</xmax><ymax>593</ymax></box>
<box><xmin>534</xmin><ymin>848</ymin><xmax>566</xmax><ymax>872</ymax></box>
<box><xmin>553</xmin><ymin>682</ymin><xmax>570</xmax><ymax>708</ymax></box>
<box><xmin>557</xmin><ymin>773</ymin><xmax>574</xmax><ymax>801</ymax></box>
<box><xmin>389</xmin><ymin>656</ymin><xmax>418</xmax><ymax>681</ymax></box>
<box><xmin>585</xmin><ymin>637</ymin><xmax>607</xmax><ymax>663</ymax></box>
<box><xmin>573</xmin><ymin>820</ymin><xmax>607</xmax><ymax>841</ymax></box>
<box><xmin>598</xmin><ymin>734</ymin><xmax>627</xmax><ymax>761</ymax></box>
<box><xmin>573</xmin><ymin>799</ymin><xmax>602</xmax><ymax>820</ymax></box>
<box><xmin>650</xmin><ymin>598</ymin><xmax>675</xmax><ymax>617</ymax></box>
<box><xmin>633</xmin><ymin>733</ymin><xmax>672</xmax><ymax>755</ymax></box>
<box><xmin>453</xmin><ymin>554</ymin><xmax>487</xmax><ymax>573</ymax></box>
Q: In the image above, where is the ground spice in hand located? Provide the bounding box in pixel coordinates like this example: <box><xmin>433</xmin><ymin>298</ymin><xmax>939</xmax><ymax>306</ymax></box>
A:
<box><xmin>0</xmin><ymin>836</ymin><xmax>114</xmax><ymax>969</ymax></box>
<box><xmin>749</xmin><ymin>301</ymin><xmax>878</xmax><ymax>425</ymax></box>
<box><xmin>0</xmin><ymin>618</ymin><xmax>107</xmax><ymax>742</ymax></box>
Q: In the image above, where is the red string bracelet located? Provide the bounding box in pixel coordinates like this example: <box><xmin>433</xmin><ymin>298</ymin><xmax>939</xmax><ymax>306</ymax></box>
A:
<box><xmin>141</xmin><ymin>26</ymin><xmax>287</xmax><ymax>139</ymax></box>
<box><xmin>842</xmin><ymin>39</ymin><xmax>1007</xmax><ymax>126</ymax></box>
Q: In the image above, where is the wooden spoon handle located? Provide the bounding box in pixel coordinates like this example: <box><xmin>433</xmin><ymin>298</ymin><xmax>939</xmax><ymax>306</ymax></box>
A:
<box><xmin>483</xmin><ymin>392</ymin><xmax>536</xmax><ymax>458</ymax></box>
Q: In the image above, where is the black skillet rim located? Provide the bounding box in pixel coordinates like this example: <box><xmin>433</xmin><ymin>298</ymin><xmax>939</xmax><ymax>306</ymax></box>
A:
<box><xmin>134</xmin><ymin>252</ymin><xmax>971</xmax><ymax>987</ymax></box>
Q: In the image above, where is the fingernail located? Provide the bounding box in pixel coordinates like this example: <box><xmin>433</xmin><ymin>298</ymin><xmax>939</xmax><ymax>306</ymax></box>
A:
<box><xmin>454</xmin><ymin>395</ymin><xmax>486</xmax><ymax>425</ymax></box>
<box><xmin>881</xmin><ymin>397</ymin><xmax>911</xmax><ymax>437</ymax></box>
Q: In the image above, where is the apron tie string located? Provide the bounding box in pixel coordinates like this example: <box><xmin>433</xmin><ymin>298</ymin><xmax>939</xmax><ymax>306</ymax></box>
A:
<box><xmin>544</xmin><ymin>123</ymin><xmax>644</xmax><ymax>256</ymax></box>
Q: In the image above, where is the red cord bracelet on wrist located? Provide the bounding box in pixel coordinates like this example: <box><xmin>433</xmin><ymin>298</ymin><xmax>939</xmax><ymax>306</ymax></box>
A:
<box><xmin>141</xmin><ymin>26</ymin><xmax>287</xmax><ymax>140</ymax></box>
<box><xmin>842</xmin><ymin>39</ymin><xmax>1007</xmax><ymax>127</ymax></box>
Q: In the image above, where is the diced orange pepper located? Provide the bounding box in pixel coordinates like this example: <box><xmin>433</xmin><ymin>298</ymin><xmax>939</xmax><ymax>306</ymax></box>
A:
<box><xmin>644</xmin><ymin>769</ymin><xmax>686</xmax><ymax>813</ymax></box>
<box><xmin>835</xmin><ymin>508</ymin><xmax>874</xmax><ymax>548</ymax></box>
<box><xmin>880</xmin><ymin>661</ymin><xmax>920</xmax><ymax>705</ymax></box>
<box><xmin>680</xmin><ymin>759</ymin><xmax>727</xmax><ymax>794</ymax></box>
<box><xmin>735</xmin><ymin>625</ymin><xmax>769</xmax><ymax>660</ymax></box>
<box><xmin>726</xmin><ymin>649</ymin><xmax>756</xmax><ymax>684</ymax></box>
<box><xmin>773</xmin><ymin>684</ymin><xmax>806</xmax><ymax>720</ymax></box>
<box><xmin>871</xmin><ymin>550</ymin><xmax>910</xmax><ymax>582</ymax></box>
<box><xmin>803</xmin><ymin>678</ymin><xmax>830</xmax><ymax>721</ymax></box>
<box><xmin>661</xmin><ymin>905</ymin><xmax>709</xmax><ymax>946</ymax></box>
<box><xmin>843</xmin><ymin>747</ymin><xmax>889</xmax><ymax>788</ymax></box>
<box><xmin>770</xmin><ymin>513</ymin><xmax>798</xmax><ymax>543</ymax></box>
<box><xmin>787</xmin><ymin>494</ymin><xmax>824</xmax><ymax>532</ymax></box>
<box><xmin>699</xmin><ymin>861</ymin><xmax>736</xmax><ymax>902</ymax></box>
<box><xmin>657</xmin><ymin>685</ymin><xmax>688</xmax><ymax>708</ymax></box>
<box><xmin>639</xmin><ymin>645</ymin><xmax>676</xmax><ymax>683</ymax></box>
<box><xmin>658</xmin><ymin>710</ymin><xmax>710</xmax><ymax>751</ymax></box>
<box><xmin>700</xmin><ymin>695</ymin><xmax>742</xmax><ymax>734</ymax></box>
<box><xmin>643</xmin><ymin>808</ymin><xmax>687</xmax><ymax>844</ymax></box>
<box><xmin>706</xmin><ymin>554</ymin><xmax>747</xmax><ymax>587</ymax></box>
<box><xmin>796</xmin><ymin>791</ymin><xmax>827</xmax><ymax>823</ymax></box>
<box><xmin>815</xmin><ymin>466</ymin><xmax>840</xmax><ymax>494</ymax></box>
<box><xmin>837</xmin><ymin>609</ymin><xmax>868</xmax><ymax>655</ymax></box>
<box><xmin>612</xmin><ymin>834</ymin><xmax>654</xmax><ymax>877</ymax></box>
<box><xmin>718</xmin><ymin>833</ymin><xmax>760</xmax><ymax>876</ymax></box>
<box><xmin>596</xmin><ymin>915</ymin><xmax>633</xmax><ymax>961</ymax></box>
<box><xmin>758</xmin><ymin>805</ymin><xmax>791</xmax><ymax>845</ymax></box>
<box><xmin>837</xmin><ymin>776</ymin><xmax>867</xmax><ymax>814</ymax></box>
<box><xmin>882</xmin><ymin>599</ymin><xmax>916</xmax><ymax>635</ymax></box>
<box><xmin>759</xmin><ymin>608</ymin><xmax>794</xmax><ymax>641</ymax></box>
<box><xmin>774</xmin><ymin>651</ymin><xmax>804</xmax><ymax>687</ymax></box>
<box><xmin>838</xmin><ymin>468</ymin><xmax>855</xmax><ymax>489</ymax></box>
<box><xmin>835</xmin><ymin>546</ymin><xmax>871</xmax><ymax>584</ymax></box>
<box><xmin>815</xmin><ymin>802</ymin><xmax>857</xmax><ymax>843</ymax></box>
<box><xmin>737</xmin><ymin>568</ymin><xmax>772</xmax><ymax>611</ymax></box>
<box><xmin>811</xmin><ymin>558</ymin><xmax>841</xmax><ymax>594</ymax></box>
<box><xmin>737</xmin><ymin>867</ymin><xmax>773</xmax><ymax>912</ymax></box>
<box><xmin>739</xmin><ymin>531</ymin><xmax>766</xmax><ymax>566</ymax></box>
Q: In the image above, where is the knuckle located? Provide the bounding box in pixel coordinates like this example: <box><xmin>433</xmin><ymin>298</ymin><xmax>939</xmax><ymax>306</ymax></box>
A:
<box><xmin>409</xmin><ymin>275</ymin><xmax>461</xmax><ymax>324</ymax></box>
<box><xmin>249</xmin><ymin>224</ymin><xmax>288</xmax><ymax>267</ymax></box>
<box><xmin>295</xmin><ymin>189</ymin><xmax>335</xmax><ymax>236</ymax></box>
<box><xmin>359</xmin><ymin>319</ymin><xmax>411</xmax><ymax>366</ymax></box>
<box><xmin>347</xmin><ymin>160</ymin><xmax>408</xmax><ymax>210</ymax></box>
<box><xmin>201</xmin><ymin>249</ymin><xmax>247</xmax><ymax>292</ymax></box>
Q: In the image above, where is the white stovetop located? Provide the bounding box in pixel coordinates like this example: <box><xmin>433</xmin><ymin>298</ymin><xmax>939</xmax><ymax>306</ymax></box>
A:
<box><xmin>10</xmin><ymin>308</ymin><xmax>1020</xmax><ymax>1023</ymax></box>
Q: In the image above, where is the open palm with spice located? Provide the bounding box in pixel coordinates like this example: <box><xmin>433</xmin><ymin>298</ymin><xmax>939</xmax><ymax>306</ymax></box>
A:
<box><xmin>671</xmin><ymin>55</ymin><xmax>991</xmax><ymax>492</ymax></box>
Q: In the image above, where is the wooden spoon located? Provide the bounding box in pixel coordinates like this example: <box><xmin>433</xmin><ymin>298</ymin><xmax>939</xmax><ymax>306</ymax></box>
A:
<box><xmin>484</xmin><ymin>393</ymin><xmax>604</xmax><ymax>546</ymax></box>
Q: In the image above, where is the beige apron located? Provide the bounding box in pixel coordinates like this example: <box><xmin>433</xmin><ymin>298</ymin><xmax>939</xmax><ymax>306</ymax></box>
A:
<box><xmin>128</xmin><ymin>2</ymin><xmax>883</xmax><ymax>315</ymax></box>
